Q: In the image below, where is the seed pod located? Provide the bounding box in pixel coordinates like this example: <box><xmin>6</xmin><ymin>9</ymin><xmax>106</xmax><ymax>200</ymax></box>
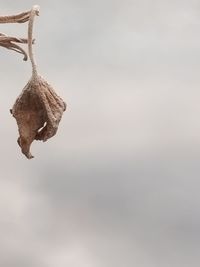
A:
<box><xmin>11</xmin><ymin>5</ymin><xmax>66</xmax><ymax>159</ymax></box>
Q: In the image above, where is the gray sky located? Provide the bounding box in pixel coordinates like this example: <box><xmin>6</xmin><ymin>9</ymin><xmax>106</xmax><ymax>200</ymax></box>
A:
<box><xmin>1</xmin><ymin>0</ymin><xmax>200</xmax><ymax>266</ymax></box>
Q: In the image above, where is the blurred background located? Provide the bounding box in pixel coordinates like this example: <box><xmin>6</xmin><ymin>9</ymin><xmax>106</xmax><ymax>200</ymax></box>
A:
<box><xmin>1</xmin><ymin>0</ymin><xmax>200</xmax><ymax>266</ymax></box>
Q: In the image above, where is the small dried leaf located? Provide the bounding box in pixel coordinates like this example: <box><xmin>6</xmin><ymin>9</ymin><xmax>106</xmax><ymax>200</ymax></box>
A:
<box><xmin>11</xmin><ymin>76</ymin><xmax>66</xmax><ymax>159</ymax></box>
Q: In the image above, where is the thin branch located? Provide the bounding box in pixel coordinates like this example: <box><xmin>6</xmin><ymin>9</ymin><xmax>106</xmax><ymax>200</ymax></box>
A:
<box><xmin>0</xmin><ymin>11</ymin><xmax>31</xmax><ymax>24</ymax></box>
<box><xmin>0</xmin><ymin>9</ymin><xmax>35</xmax><ymax>61</ymax></box>
<box><xmin>0</xmin><ymin>33</ymin><xmax>35</xmax><ymax>44</ymax></box>
<box><xmin>0</xmin><ymin>8</ymin><xmax>36</xmax><ymax>59</ymax></box>
<box><xmin>0</xmin><ymin>40</ymin><xmax>28</xmax><ymax>60</ymax></box>
<box><xmin>28</xmin><ymin>5</ymin><xmax>40</xmax><ymax>77</ymax></box>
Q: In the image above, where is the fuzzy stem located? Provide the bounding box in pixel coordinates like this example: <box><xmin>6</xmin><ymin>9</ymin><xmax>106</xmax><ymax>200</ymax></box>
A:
<box><xmin>0</xmin><ymin>33</ymin><xmax>29</xmax><ymax>60</ymax></box>
<box><xmin>0</xmin><ymin>11</ymin><xmax>30</xmax><ymax>24</ymax></box>
<box><xmin>0</xmin><ymin>33</ymin><xmax>34</xmax><ymax>44</ymax></box>
<box><xmin>28</xmin><ymin>5</ymin><xmax>40</xmax><ymax>78</ymax></box>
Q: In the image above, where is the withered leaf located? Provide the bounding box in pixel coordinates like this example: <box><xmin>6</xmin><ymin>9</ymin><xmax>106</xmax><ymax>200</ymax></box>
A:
<box><xmin>11</xmin><ymin>76</ymin><xmax>66</xmax><ymax>159</ymax></box>
<box><xmin>11</xmin><ymin>5</ymin><xmax>66</xmax><ymax>159</ymax></box>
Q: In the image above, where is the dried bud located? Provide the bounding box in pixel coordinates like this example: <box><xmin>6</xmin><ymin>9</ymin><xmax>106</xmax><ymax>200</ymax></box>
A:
<box><xmin>11</xmin><ymin>6</ymin><xmax>66</xmax><ymax>159</ymax></box>
<box><xmin>11</xmin><ymin>76</ymin><xmax>66</xmax><ymax>159</ymax></box>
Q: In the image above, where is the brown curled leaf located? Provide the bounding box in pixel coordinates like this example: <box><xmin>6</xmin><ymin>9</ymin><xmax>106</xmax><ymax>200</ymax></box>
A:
<box><xmin>11</xmin><ymin>76</ymin><xmax>66</xmax><ymax>159</ymax></box>
<box><xmin>11</xmin><ymin>5</ymin><xmax>66</xmax><ymax>159</ymax></box>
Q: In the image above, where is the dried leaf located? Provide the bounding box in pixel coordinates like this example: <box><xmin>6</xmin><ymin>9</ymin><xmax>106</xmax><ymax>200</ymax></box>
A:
<box><xmin>11</xmin><ymin>5</ymin><xmax>66</xmax><ymax>159</ymax></box>
<box><xmin>11</xmin><ymin>76</ymin><xmax>66</xmax><ymax>159</ymax></box>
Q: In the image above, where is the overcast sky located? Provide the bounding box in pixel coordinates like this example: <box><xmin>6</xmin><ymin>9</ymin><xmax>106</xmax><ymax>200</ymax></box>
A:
<box><xmin>1</xmin><ymin>0</ymin><xmax>200</xmax><ymax>266</ymax></box>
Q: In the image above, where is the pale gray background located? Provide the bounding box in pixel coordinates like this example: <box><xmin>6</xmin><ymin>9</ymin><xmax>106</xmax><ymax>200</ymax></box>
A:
<box><xmin>1</xmin><ymin>0</ymin><xmax>200</xmax><ymax>266</ymax></box>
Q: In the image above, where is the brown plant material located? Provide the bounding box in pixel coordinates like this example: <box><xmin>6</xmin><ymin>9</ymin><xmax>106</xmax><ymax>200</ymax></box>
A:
<box><xmin>0</xmin><ymin>10</ymin><xmax>30</xmax><ymax>24</ymax></box>
<box><xmin>11</xmin><ymin>76</ymin><xmax>66</xmax><ymax>159</ymax></box>
<box><xmin>0</xmin><ymin>33</ymin><xmax>31</xmax><ymax>60</ymax></box>
<box><xmin>11</xmin><ymin>5</ymin><xmax>66</xmax><ymax>159</ymax></box>
<box><xmin>0</xmin><ymin>9</ymin><xmax>33</xmax><ymax>59</ymax></box>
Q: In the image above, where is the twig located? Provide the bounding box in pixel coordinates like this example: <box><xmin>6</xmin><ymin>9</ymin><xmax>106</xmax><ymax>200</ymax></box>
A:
<box><xmin>0</xmin><ymin>9</ymin><xmax>35</xmax><ymax>59</ymax></box>
<box><xmin>0</xmin><ymin>40</ymin><xmax>28</xmax><ymax>60</ymax></box>
<box><xmin>0</xmin><ymin>33</ymin><xmax>35</xmax><ymax>44</ymax></box>
<box><xmin>0</xmin><ymin>11</ymin><xmax>30</xmax><ymax>24</ymax></box>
